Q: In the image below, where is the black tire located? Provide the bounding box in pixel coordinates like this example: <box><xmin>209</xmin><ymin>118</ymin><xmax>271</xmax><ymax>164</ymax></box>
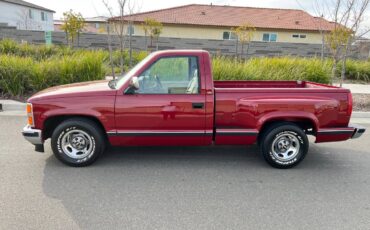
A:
<box><xmin>51</xmin><ymin>118</ymin><xmax>106</xmax><ymax>167</ymax></box>
<box><xmin>260</xmin><ymin>122</ymin><xmax>308</xmax><ymax>169</ymax></box>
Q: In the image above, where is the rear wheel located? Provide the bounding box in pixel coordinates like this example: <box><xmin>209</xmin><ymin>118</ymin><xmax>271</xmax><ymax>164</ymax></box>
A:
<box><xmin>260</xmin><ymin>123</ymin><xmax>308</xmax><ymax>169</ymax></box>
<box><xmin>51</xmin><ymin>118</ymin><xmax>106</xmax><ymax>167</ymax></box>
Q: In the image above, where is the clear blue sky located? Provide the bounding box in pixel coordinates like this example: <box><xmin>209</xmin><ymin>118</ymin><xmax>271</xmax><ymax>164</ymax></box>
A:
<box><xmin>28</xmin><ymin>0</ymin><xmax>370</xmax><ymax>36</ymax></box>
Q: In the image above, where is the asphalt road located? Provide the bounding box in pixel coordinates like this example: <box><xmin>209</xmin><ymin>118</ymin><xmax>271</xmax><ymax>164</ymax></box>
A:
<box><xmin>1</xmin><ymin>115</ymin><xmax>370</xmax><ymax>230</ymax></box>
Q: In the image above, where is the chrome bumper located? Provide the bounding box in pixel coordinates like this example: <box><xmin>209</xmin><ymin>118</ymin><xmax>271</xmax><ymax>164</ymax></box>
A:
<box><xmin>351</xmin><ymin>124</ymin><xmax>366</xmax><ymax>139</ymax></box>
<box><xmin>22</xmin><ymin>125</ymin><xmax>43</xmax><ymax>145</ymax></box>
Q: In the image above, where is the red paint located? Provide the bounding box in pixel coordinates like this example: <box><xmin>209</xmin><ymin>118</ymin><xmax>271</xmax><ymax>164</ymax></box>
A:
<box><xmin>27</xmin><ymin>50</ymin><xmax>359</xmax><ymax>146</ymax></box>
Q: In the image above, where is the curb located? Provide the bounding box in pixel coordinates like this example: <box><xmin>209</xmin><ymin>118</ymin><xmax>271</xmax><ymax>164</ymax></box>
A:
<box><xmin>352</xmin><ymin>112</ymin><xmax>370</xmax><ymax>118</ymax></box>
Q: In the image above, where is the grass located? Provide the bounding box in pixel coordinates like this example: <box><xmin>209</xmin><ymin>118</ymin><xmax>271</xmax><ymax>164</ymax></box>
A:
<box><xmin>212</xmin><ymin>56</ymin><xmax>331</xmax><ymax>84</ymax></box>
<box><xmin>0</xmin><ymin>52</ymin><xmax>106</xmax><ymax>96</ymax></box>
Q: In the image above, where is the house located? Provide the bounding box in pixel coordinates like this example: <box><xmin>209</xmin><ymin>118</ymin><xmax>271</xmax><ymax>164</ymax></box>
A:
<box><xmin>0</xmin><ymin>0</ymin><xmax>54</xmax><ymax>31</ymax></box>
<box><xmin>111</xmin><ymin>4</ymin><xmax>335</xmax><ymax>44</ymax></box>
<box><xmin>54</xmin><ymin>16</ymin><xmax>108</xmax><ymax>34</ymax></box>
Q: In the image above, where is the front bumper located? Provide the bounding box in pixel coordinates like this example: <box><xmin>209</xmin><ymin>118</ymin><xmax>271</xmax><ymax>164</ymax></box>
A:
<box><xmin>351</xmin><ymin>124</ymin><xmax>366</xmax><ymax>139</ymax></box>
<box><xmin>22</xmin><ymin>125</ymin><xmax>43</xmax><ymax>145</ymax></box>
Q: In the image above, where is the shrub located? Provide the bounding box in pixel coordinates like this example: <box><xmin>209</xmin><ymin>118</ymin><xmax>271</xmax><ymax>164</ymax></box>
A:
<box><xmin>0</xmin><ymin>55</ymin><xmax>34</xmax><ymax>96</ymax></box>
<box><xmin>340</xmin><ymin>59</ymin><xmax>370</xmax><ymax>82</ymax></box>
<box><xmin>0</xmin><ymin>51</ymin><xmax>106</xmax><ymax>96</ymax></box>
<box><xmin>212</xmin><ymin>56</ymin><xmax>331</xmax><ymax>84</ymax></box>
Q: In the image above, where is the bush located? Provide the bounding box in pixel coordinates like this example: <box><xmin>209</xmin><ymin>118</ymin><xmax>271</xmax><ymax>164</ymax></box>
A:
<box><xmin>212</xmin><ymin>56</ymin><xmax>331</xmax><ymax>84</ymax></box>
<box><xmin>0</xmin><ymin>39</ymin><xmax>74</xmax><ymax>60</ymax></box>
<box><xmin>341</xmin><ymin>59</ymin><xmax>370</xmax><ymax>82</ymax></box>
<box><xmin>0</xmin><ymin>51</ymin><xmax>106</xmax><ymax>96</ymax></box>
<box><xmin>0</xmin><ymin>55</ymin><xmax>34</xmax><ymax>96</ymax></box>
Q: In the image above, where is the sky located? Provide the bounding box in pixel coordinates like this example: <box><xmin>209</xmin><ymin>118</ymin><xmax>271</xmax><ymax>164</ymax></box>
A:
<box><xmin>28</xmin><ymin>0</ymin><xmax>370</xmax><ymax>35</ymax></box>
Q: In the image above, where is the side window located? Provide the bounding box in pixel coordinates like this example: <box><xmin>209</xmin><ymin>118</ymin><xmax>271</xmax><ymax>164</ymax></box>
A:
<box><xmin>136</xmin><ymin>56</ymin><xmax>200</xmax><ymax>94</ymax></box>
<box><xmin>223</xmin><ymin>31</ymin><xmax>237</xmax><ymax>40</ymax></box>
<box><xmin>262</xmin><ymin>33</ymin><xmax>277</xmax><ymax>42</ymax></box>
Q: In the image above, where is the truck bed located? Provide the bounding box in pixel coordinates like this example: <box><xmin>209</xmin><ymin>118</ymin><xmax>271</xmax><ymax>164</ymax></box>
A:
<box><xmin>214</xmin><ymin>80</ymin><xmax>339</xmax><ymax>89</ymax></box>
<box><xmin>213</xmin><ymin>80</ymin><xmax>353</xmax><ymax>145</ymax></box>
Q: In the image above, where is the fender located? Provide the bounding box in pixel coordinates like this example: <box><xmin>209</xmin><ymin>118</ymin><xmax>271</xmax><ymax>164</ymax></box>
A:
<box><xmin>256</xmin><ymin>111</ymin><xmax>319</xmax><ymax>132</ymax></box>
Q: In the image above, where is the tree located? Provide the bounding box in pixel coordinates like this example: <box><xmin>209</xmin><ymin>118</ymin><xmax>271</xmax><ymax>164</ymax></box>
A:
<box><xmin>60</xmin><ymin>10</ymin><xmax>85</xmax><ymax>48</ymax></box>
<box><xmin>141</xmin><ymin>18</ymin><xmax>163</xmax><ymax>51</ymax></box>
<box><xmin>232</xmin><ymin>23</ymin><xmax>256</xmax><ymax>59</ymax></box>
<box><xmin>127</xmin><ymin>0</ymin><xmax>141</xmax><ymax>68</ymax></box>
<box><xmin>324</xmin><ymin>0</ymin><xmax>370</xmax><ymax>86</ymax></box>
<box><xmin>60</xmin><ymin>10</ymin><xmax>84</xmax><ymax>47</ymax></box>
<box><xmin>325</xmin><ymin>26</ymin><xmax>353</xmax><ymax>84</ymax></box>
<box><xmin>103</xmin><ymin>0</ymin><xmax>128</xmax><ymax>75</ymax></box>
<box><xmin>311</xmin><ymin>0</ymin><xmax>333</xmax><ymax>61</ymax></box>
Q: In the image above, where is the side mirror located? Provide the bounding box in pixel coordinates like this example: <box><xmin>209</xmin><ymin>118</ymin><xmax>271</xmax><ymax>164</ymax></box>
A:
<box><xmin>131</xmin><ymin>76</ymin><xmax>140</xmax><ymax>90</ymax></box>
<box><xmin>124</xmin><ymin>76</ymin><xmax>139</xmax><ymax>95</ymax></box>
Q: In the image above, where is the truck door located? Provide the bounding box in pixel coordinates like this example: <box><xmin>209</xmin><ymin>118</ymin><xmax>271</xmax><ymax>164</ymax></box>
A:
<box><xmin>112</xmin><ymin>55</ymin><xmax>207</xmax><ymax>146</ymax></box>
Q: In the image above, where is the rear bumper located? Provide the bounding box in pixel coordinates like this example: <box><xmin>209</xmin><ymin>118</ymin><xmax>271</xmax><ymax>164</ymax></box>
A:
<box><xmin>315</xmin><ymin>124</ymin><xmax>366</xmax><ymax>143</ymax></box>
<box><xmin>22</xmin><ymin>125</ymin><xmax>43</xmax><ymax>145</ymax></box>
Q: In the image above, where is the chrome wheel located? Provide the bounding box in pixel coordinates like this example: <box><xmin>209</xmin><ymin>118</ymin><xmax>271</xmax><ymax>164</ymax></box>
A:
<box><xmin>60</xmin><ymin>129</ymin><xmax>94</xmax><ymax>159</ymax></box>
<box><xmin>271</xmin><ymin>133</ymin><xmax>300</xmax><ymax>162</ymax></box>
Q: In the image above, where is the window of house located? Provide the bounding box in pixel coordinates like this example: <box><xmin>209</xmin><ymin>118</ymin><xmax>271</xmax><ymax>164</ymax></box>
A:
<box><xmin>127</xmin><ymin>25</ymin><xmax>135</xmax><ymax>35</ymax></box>
<box><xmin>28</xmin><ymin>9</ymin><xmax>34</xmax><ymax>19</ymax></box>
<box><xmin>41</xmin><ymin>12</ymin><xmax>47</xmax><ymax>21</ymax></box>
<box><xmin>95</xmin><ymin>23</ymin><xmax>100</xmax><ymax>29</ymax></box>
<box><xmin>263</xmin><ymin>33</ymin><xmax>277</xmax><ymax>42</ymax></box>
<box><xmin>292</xmin><ymin>34</ymin><xmax>307</xmax><ymax>39</ymax></box>
<box><xmin>132</xmin><ymin>56</ymin><xmax>200</xmax><ymax>94</ymax></box>
<box><xmin>223</xmin><ymin>31</ymin><xmax>237</xmax><ymax>40</ymax></box>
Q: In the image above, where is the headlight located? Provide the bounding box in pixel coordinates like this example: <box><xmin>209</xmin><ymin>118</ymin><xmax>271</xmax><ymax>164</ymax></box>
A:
<box><xmin>26</xmin><ymin>103</ymin><xmax>34</xmax><ymax>127</ymax></box>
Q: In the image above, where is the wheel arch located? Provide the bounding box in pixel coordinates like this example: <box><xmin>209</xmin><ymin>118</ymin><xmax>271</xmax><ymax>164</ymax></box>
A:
<box><xmin>257</xmin><ymin>115</ymin><xmax>318</xmax><ymax>145</ymax></box>
<box><xmin>43</xmin><ymin>115</ymin><xmax>108</xmax><ymax>141</ymax></box>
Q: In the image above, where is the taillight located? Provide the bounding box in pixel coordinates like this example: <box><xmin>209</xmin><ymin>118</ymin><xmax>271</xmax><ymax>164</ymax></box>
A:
<box><xmin>26</xmin><ymin>103</ymin><xmax>34</xmax><ymax>127</ymax></box>
<box><xmin>347</xmin><ymin>93</ymin><xmax>353</xmax><ymax>116</ymax></box>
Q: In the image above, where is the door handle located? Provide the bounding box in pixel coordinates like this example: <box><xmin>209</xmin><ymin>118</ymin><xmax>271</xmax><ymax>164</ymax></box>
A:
<box><xmin>192</xmin><ymin>102</ymin><xmax>204</xmax><ymax>109</ymax></box>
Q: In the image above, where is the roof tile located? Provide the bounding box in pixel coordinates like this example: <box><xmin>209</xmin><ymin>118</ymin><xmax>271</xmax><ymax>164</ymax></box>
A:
<box><xmin>113</xmin><ymin>4</ymin><xmax>335</xmax><ymax>31</ymax></box>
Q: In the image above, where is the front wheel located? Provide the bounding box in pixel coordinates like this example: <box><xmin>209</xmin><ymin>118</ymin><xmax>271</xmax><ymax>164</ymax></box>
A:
<box><xmin>260</xmin><ymin>123</ymin><xmax>309</xmax><ymax>169</ymax></box>
<box><xmin>51</xmin><ymin>118</ymin><xmax>106</xmax><ymax>167</ymax></box>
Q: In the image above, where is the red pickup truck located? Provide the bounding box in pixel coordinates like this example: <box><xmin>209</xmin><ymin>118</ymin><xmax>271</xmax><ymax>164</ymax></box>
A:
<box><xmin>22</xmin><ymin>50</ymin><xmax>365</xmax><ymax>168</ymax></box>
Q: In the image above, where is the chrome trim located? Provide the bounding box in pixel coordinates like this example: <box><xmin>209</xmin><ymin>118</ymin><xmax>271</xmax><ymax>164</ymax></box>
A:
<box><xmin>317</xmin><ymin>129</ymin><xmax>354</xmax><ymax>133</ymax></box>
<box><xmin>107</xmin><ymin>130</ymin><xmax>207</xmax><ymax>137</ymax></box>
<box><xmin>22</xmin><ymin>125</ymin><xmax>43</xmax><ymax>145</ymax></box>
<box><xmin>216</xmin><ymin>128</ymin><xmax>259</xmax><ymax>136</ymax></box>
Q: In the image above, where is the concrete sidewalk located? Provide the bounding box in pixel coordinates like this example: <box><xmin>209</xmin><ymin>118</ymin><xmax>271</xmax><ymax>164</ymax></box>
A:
<box><xmin>335</xmin><ymin>84</ymin><xmax>370</xmax><ymax>94</ymax></box>
<box><xmin>0</xmin><ymin>99</ymin><xmax>26</xmax><ymax>112</ymax></box>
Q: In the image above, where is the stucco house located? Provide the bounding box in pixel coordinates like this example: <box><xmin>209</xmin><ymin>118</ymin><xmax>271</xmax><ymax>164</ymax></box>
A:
<box><xmin>112</xmin><ymin>4</ymin><xmax>335</xmax><ymax>44</ymax></box>
<box><xmin>0</xmin><ymin>0</ymin><xmax>54</xmax><ymax>31</ymax></box>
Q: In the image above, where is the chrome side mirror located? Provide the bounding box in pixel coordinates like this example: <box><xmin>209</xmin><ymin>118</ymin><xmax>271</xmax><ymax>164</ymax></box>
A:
<box><xmin>124</xmin><ymin>76</ymin><xmax>140</xmax><ymax>95</ymax></box>
<box><xmin>131</xmin><ymin>76</ymin><xmax>140</xmax><ymax>90</ymax></box>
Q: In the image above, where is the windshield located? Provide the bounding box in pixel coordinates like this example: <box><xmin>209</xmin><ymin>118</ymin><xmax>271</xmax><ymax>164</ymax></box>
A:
<box><xmin>114</xmin><ymin>53</ymin><xmax>155</xmax><ymax>89</ymax></box>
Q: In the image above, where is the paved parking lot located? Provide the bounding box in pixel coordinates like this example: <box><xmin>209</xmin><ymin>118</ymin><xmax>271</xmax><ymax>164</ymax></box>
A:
<box><xmin>1</xmin><ymin>114</ymin><xmax>370</xmax><ymax>230</ymax></box>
